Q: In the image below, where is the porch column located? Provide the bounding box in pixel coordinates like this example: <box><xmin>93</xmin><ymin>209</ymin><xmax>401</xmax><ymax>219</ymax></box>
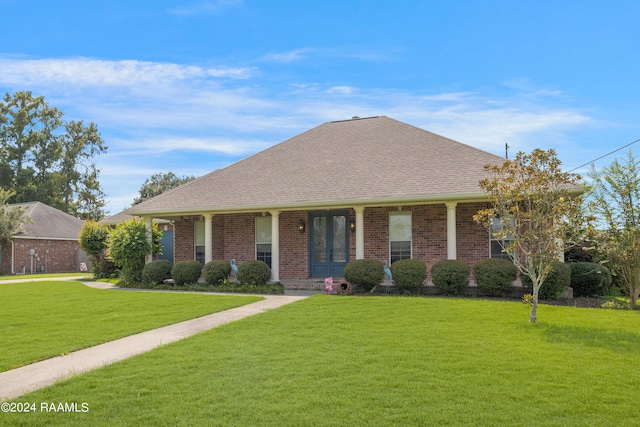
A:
<box><xmin>204</xmin><ymin>213</ymin><xmax>213</xmax><ymax>264</ymax></box>
<box><xmin>445</xmin><ymin>202</ymin><xmax>457</xmax><ymax>260</ymax></box>
<box><xmin>269</xmin><ymin>210</ymin><xmax>280</xmax><ymax>282</ymax></box>
<box><xmin>145</xmin><ymin>217</ymin><xmax>153</xmax><ymax>264</ymax></box>
<box><xmin>354</xmin><ymin>206</ymin><xmax>365</xmax><ymax>259</ymax></box>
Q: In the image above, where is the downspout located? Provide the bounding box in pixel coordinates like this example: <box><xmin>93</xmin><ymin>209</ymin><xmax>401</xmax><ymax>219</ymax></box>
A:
<box><xmin>11</xmin><ymin>240</ymin><xmax>15</xmax><ymax>274</ymax></box>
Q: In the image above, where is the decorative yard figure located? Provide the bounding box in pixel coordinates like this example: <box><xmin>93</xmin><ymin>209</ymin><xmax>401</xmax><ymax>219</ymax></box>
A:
<box><xmin>230</xmin><ymin>259</ymin><xmax>238</xmax><ymax>276</ymax></box>
<box><xmin>383</xmin><ymin>260</ymin><xmax>393</xmax><ymax>283</ymax></box>
<box><xmin>325</xmin><ymin>277</ymin><xmax>334</xmax><ymax>294</ymax></box>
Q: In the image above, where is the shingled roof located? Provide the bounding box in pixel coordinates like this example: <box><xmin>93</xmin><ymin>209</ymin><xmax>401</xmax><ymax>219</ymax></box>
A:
<box><xmin>12</xmin><ymin>202</ymin><xmax>84</xmax><ymax>240</ymax></box>
<box><xmin>127</xmin><ymin>116</ymin><xmax>504</xmax><ymax>216</ymax></box>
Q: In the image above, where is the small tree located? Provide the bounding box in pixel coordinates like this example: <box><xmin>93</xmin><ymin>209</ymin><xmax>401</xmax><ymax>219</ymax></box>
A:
<box><xmin>588</xmin><ymin>150</ymin><xmax>640</xmax><ymax>306</ymax></box>
<box><xmin>79</xmin><ymin>220</ymin><xmax>110</xmax><ymax>278</ymax></box>
<box><xmin>474</xmin><ymin>149</ymin><xmax>583</xmax><ymax>322</ymax></box>
<box><xmin>107</xmin><ymin>217</ymin><xmax>162</xmax><ymax>285</ymax></box>
<box><xmin>0</xmin><ymin>188</ymin><xmax>31</xmax><ymax>242</ymax></box>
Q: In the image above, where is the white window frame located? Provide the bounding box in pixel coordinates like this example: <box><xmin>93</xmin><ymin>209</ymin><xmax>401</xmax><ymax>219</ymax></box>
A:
<box><xmin>389</xmin><ymin>211</ymin><xmax>412</xmax><ymax>264</ymax></box>
<box><xmin>255</xmin><ymin>216</ymin><xmax>272</xmax><ymax>268</ymax></box>
<box><xmin>489</xmin><ymin>216</ymin><xmax>514</xmax><ymax>260</ymax></box>
<box><xmin>194</xmin><ymin>220</ymin><xmax>205</xmax><ymax>265</ymax></box>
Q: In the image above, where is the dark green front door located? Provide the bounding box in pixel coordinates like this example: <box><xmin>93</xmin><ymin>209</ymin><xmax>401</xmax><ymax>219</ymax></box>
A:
<box><xmin>309</xmin><ymin>211</ymin><xmax>349</xmax><ymax>278</ymax></box>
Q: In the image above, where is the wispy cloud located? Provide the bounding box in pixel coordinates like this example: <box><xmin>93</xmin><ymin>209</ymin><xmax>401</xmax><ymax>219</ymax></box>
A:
<box><xmin>168</xmin><ymin>0</ymin><xmax>242</xmax><ymax>16</ymax></box>
<box><xmin>0</xmin><ymin>58</ymin><xmax>254</xmax><ymax>88</ymax></box>
<box><xmin>262</xmin><ymin>46</ymin><xmax>392</xmax><ymax>64</ymax></box>
<box><xmin>0</xmin><ymin>56</ymin><xmax>593</xmax><ymax>212</ymax></box>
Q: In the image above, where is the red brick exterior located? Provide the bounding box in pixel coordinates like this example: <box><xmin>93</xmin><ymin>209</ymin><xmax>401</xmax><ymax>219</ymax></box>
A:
<box><xmin>172</xmin><ymin>202</ymin><xmax>491</xmax><ymax>280</ymax></box>
<box><xmin>0</xmin><ymin>238</ymin><xmax>86</xmax><ymax>274</ymax></box>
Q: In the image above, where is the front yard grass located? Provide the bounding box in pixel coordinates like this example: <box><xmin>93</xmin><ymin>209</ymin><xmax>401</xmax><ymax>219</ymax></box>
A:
<box><xmin>0</xmin><ymin>281</ymin><xmax>262</xmax><ymax>372</ymax></box>
<box><xmin>6</xmin><ymin>295</ymin><xmax>640</xmax><ymax>426</ymax></box>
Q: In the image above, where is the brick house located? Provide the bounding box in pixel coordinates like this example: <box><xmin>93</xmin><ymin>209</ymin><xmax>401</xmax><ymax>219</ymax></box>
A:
<box><xmin>0</xmin><ymin>202</ymin><xmax>89</xmax><ymax>274</ymax></box>
<box><xmin>126</xmin><ymin>116</ymin><xmax>506</xmax><ymax>285</ymax></box>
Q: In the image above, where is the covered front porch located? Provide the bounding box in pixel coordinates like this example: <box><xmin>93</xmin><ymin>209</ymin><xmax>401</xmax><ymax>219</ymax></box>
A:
<box><xmin>149</xmin><ymin>200</ymin><xmax>489</xmax><ymax>282</ymax></box>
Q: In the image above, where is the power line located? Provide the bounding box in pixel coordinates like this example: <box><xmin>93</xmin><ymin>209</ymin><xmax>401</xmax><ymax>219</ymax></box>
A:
<box><xmin>568</xmin><ymin>137</ymin><xmax>640</xmax><ymax>172</ymax></box>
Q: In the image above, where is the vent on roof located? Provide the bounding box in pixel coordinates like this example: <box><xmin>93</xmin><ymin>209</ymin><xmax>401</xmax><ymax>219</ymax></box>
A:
<box><xmin>352</xmin><ymin>116</ymin><xmax>360</xmax><ymax>120</ymax></box>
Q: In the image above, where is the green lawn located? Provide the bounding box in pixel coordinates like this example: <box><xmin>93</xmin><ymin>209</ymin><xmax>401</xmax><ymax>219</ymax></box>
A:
<box><xmin>0</xmin><ymin>281</ymin><xmax>262</xmax><ymax>372</ymax></box>
<box><xmin>0</xmin><ymin>273</ymin><xmax>90</xmax><ymax>281</ymax></box>
<box><xmin>4</xmin><ymin>295</ymin><xmax>639</xmax><ymax>426</ymax></box>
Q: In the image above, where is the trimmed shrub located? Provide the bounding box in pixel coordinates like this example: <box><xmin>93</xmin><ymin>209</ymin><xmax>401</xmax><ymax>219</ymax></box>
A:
<box><xmin>142</xmin><ymin>259</ymin><xmax>173</xmax><ymax>285</ymax></box>
<box><xmin>390</xmin><ymin>259</ymin><xmax>426</xmax><ymax>291</ymax></box>
<box><xmin>237</xmin><ymin>260</ymin><xmax>271</xmax><ymax>286</ymax></box>
<box><xmin>203</xmin><ymin>260</ymin><xmax>232</xmax><ymax>285</ymax></box>
<box><xmin>473</xmin><ymin>258</ymin><xmax>518</xmax><ymax>296</ymax></box>
<box><xmin>521</xmin><ymin>261</ymin><xmax>571</xmax><ymax>300</ymax></box>
<box><xmin>344</xmin><ymin>259</ymin><xmax>385</xmax><ymax>291</ymax></box>
<box><xmin>171</xmin><ymin>260</ymin><xmax>203</xmax><ymax>286</ymax></box>
<box><xmin>570</xmin><ymin>262</ymin><xmax>612</xmax><ymax>297</ymax></box>
<box><xmin>431</xmin><ymin>260</ymin><xmax>470</xmax><ymax>295</ymax></box>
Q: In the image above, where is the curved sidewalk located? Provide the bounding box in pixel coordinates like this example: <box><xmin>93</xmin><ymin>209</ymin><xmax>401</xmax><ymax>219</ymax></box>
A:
<box><xmin>0</xmin><ymin>294</ymin><xmax>307</xmax><ymax>401</ymax></box>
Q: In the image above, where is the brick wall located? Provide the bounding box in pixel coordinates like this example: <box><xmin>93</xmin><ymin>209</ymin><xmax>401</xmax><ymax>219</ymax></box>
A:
<box><xmin>0</xmin><ymin>238</ymin><xmax>82</xmax><ymax>274</ymax></box>
<box><xmin>171</xmin><ymin>202</ymin><xmax>491</xmax><ymax>280</ymax></box>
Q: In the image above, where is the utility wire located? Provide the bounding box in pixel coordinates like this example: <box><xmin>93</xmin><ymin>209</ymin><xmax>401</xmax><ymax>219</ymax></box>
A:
<box><xmin>568</xmin><ymin>137</ymin><xmax>640</xmax><ymax>172</ymax></box>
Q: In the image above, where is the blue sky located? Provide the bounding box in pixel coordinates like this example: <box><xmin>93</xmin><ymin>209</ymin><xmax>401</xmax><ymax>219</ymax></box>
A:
<box><xmin>1</xmin><ymin>0</ymin><xmax>638</xmax><ymax>215</ymax></box>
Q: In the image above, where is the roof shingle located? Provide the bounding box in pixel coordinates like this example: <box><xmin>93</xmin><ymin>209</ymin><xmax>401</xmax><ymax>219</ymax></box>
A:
<box><xmin>128</xmin><ymin>116</ymin><xmax>504</xmax><ymax>215</ymax></box>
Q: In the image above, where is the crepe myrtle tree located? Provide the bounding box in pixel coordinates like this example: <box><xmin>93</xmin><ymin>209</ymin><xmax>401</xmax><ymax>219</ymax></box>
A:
<box><xmin>474</xmin><ymin>149</ymin><xmax>583</xmax><ymax>322</ymax></box>
<box><xmin>587</xmin><ymin>149</ymin><xmax>640</xmax><ymax>306</ymax></box>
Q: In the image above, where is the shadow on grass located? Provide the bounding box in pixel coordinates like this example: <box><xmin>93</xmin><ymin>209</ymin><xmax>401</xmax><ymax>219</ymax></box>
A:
<box><xmin>540</xmin><ymin>324</ymin><xmax>640</xmax><ymax>353</ymax></box>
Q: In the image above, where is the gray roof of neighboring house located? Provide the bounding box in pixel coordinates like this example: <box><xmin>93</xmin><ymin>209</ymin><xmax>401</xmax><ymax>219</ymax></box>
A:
<box><xmin>127</xmin><ymin>116</ymin><xmax>506</xmax><ymax>216</ymax></box>
<box><xmin>11</xmin><ymin>202</ymin><xmax>84</xmax><ymax>240</ymax></box>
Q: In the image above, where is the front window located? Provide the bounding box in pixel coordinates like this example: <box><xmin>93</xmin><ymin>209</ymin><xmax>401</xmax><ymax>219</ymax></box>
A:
<box><xmin>489</xmin><ymin>216</ymin><xmax>513</xmax><ymax>260</ymax></box>
<box><xmin>256</xmin><ymin>216</ymin><xmax>272</xmax><ymax>268</ymax></box>
<box><xmin>194</xmin><ymin>220</ymin><xmax>205</xmax><ymax>265</ymax></box>
<box><xmin>389</xmin><ymin>212</ymin><xmax>412</xmax><ymax>263</ymax></box>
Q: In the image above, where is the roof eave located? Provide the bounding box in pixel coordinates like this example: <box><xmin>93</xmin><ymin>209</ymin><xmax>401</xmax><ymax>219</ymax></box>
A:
<box><xmin>126</xmin><ymin>192</ymin><xmax>490</xmax><ymax>218</ymax></box>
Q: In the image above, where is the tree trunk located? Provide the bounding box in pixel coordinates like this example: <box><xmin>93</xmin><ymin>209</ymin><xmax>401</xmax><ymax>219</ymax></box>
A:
<box><xmin>529</xmin><ymin>301</ymin><xmax>538</xmax><ymax>323</ymax></box>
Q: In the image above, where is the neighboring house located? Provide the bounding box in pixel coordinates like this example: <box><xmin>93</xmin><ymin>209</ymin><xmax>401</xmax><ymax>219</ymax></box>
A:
<box><xmin>126</xmin><ymin>116</ymin><xmax>507</xmax><ymax>284</ymax></box>
<box><xmin>102</xmin><ymin>211</ymin><xmax>174</xmax><ymax>262</ymax></box>
<box><xmin>0</xmin><ymin>202</ymin><xmax>89</xmax><ymax>274</ymax></box>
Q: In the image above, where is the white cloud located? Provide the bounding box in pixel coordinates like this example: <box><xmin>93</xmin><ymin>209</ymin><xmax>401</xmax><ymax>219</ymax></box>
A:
<box><xmin>0</xmin><ymin>56</ymin><xmax>595</xmax><ymax>213</ymax></box>
<box><xmin>0</xmin><ymin>58</ymin><xmax>254</xmax><ymax>88</ymax></box>
<box><xmin>168</xmin><ymin>0</ymin><xmax>242</xmax><ymax>16</ymax></box>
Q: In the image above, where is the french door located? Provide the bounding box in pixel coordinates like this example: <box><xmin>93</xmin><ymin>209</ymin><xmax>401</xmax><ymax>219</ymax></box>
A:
<box><xmin>309</xmin><ymin>211</ymin><xmax>349</xmax><ymax>278</ymax></box>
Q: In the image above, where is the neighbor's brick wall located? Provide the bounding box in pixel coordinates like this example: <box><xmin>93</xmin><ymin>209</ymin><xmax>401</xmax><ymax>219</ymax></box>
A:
<box><xmin>1</xmin><ymin>238</ymin><xmax>82</xmax><ymax>274</ymax></box>
<box><xmin>171</xmin><ymin>202</ymin><xmax>491</xmax><ymax>281</ymax></box>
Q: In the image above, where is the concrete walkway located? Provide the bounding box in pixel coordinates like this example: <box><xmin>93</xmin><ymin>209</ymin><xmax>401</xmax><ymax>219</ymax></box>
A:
<box><xmin>0</xmin><ymin>280</ymin><xmax>308</xmax><ymax>401</ymax></box>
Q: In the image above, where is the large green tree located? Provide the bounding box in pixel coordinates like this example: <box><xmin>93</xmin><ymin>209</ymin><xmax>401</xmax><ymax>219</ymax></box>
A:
<box><xmin>474</xmin><ymin>149</ymin><xmax>583</xmax><ymax>322</ymax></box>
<box><xmin>588</xmin><ymin>149</ymin><xmax>640</xmax><ymax>306</ymax></box>
<box><xmin>132</xmin><ymin>172</ymin><xmax>196</xmax><ymax>205</ymax></box>
<box><xmin>0</xmin><ymin>91</ymin><xmax>107</xmax><ymax>220</ymax></box>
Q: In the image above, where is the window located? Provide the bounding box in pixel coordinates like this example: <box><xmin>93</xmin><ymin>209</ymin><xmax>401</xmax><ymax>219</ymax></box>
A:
<box><xmin>389</xmin><ymin>212</ymin><xmax>412</xmax><ymax>263</ymax></box>
<box><xmin>194</xmin><ymin>220</ymin><xmax>205</xmax><ymax>265</ymax></box>
<box><xmin>489</xmin><ymin>216</ymin><xmax>513</xmax><ymax>260</ymax></box>
<box><xmin>256</xmin><ymin>216</ymin><xmax>272</xmax><ymax>268</ymax></box>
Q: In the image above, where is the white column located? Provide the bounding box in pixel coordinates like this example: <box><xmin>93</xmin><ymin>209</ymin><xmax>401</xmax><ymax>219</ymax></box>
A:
<box><xmin>445</xmin><ymin>202</ymin><xmax>457</xmax><ymax>260</ymax></box>
<box><xmin>204</xmin><ymin>213</ymin><xmax>213</xmax><ymax>264</ymax></box>
<box><xmin>269</xmin><ymin>210</ymin><xmax>280</xmax><ymax>282</ymax></box>
<box><xmin>354</xmin><ymin>206</ymin><xmax>365</xmax><ymax>259</ymax></box>
<box><xmin>145</xmin><ymin>217</ymin><xmax>153</xmax><ymax>264</ymax></box>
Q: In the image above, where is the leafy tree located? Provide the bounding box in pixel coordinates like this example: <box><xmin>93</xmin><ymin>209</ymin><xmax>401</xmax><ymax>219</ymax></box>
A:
<box><xmin>79</xmin><ymin>220</ymin><xmax>110</xmax><ymax>278</ymax></box>
<box><xmin>132</xmin><ymin>172</ymin><xmax>196</xmax><ymax>205</ymax></box>
<box><xmin>107</xmin><ymin>217</ymin><xmax>162</xmax><ymax>285</ymax></box>
<box><xmin>474</xmin><ymin>149</ymin><xmax>583</xmax><ymax>322</ymax></box>
<box><xmin>0</xmin><ymin>91</ymin><xmax>107</xmax><ymax>220</ymax></box>
<box><xmin>587</xmin><ymin>149</ymin><xmax>640</xmax><ymax>306</ymax></box>
<box><xmin>0</xmin><ymin>188</ymin><xmax>32</xmax><ymax>242</ymax></box>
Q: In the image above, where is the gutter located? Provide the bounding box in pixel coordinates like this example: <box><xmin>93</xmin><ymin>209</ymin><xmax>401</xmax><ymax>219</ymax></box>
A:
<box><xmin>126</xmin><ymin>192</ymin><xmax>491</xmax><ymax>217</ymax></box>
